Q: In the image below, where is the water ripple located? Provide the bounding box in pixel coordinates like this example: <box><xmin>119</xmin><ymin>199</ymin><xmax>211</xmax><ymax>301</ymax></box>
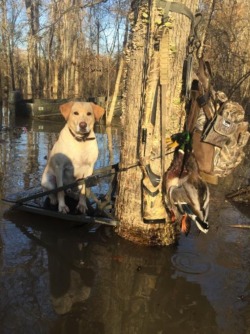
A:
<box><xmin>171</xmin><ymin>252</ymin><xmax>211</xmax><ymax>274</ymax></box>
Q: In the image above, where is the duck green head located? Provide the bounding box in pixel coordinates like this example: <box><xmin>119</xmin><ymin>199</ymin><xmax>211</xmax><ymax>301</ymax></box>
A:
<box><xmin>166</xmin><ymin>131</ymin><xmax>192</xmax><ymax>151</ymax></box>
<box><xmin>171</xmin><ymin>131</ymin><xmax>191</xmax><ymax>151</ymax></box>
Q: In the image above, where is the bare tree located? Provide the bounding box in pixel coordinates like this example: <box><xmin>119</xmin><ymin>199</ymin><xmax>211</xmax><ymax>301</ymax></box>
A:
<box><xmin>203</xmin><ymin>0</ymin><xmax>250</xmax><ymax>104</ymax></box>
<box><xmin>0</xmin><ymin>0</ymin><xmax>10</xmax><ymax>106</ymax></box>
<box><xmin>0</xmin><ymin>0</ymin><xmax>129</xmax><ymax>101</ymax></box>
<box><xmin>24</xmin><ymin>0</ymin><xmax>40</xmax><ymax>98</ymax></box>
<box><xmin>115</xmin><ymin>0</ymin><xmax>201</xmax><ymax>246</ymax></box>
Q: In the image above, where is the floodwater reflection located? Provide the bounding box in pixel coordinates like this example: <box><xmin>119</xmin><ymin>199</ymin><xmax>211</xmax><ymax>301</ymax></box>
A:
<box><xmin>0</xmin><ymin>114</ymin><xmax>250</xmax><ymax>334</ymax></box>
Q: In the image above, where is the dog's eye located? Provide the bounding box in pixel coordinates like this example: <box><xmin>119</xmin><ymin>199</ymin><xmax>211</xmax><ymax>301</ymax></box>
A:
<box><xmin>87</xmin><ymin>112</ymin><xmax>92</xmax><ymax>116</ymax></box>
<box><xmin>73</xmin><ymin>111</ymin><xmax>79</xmax><ymax>115</ymax></box>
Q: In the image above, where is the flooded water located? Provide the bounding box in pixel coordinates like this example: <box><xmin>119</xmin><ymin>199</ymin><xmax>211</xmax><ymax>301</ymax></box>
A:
<box><xmin>1</xmin><ymin>112</ymin><xmax>250</xmax><ymax>334</ymax></box>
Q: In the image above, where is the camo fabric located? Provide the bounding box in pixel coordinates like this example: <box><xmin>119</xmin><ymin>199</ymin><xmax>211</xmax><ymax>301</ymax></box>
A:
<box><xmin>192</xmin><ymin>98</ymin><xmax>249</xmax><ymax>184</ymax></box>
<box><xmin>212</xmin><ymin>102</ymin><xmax>249</xmax><ymax>177</ymax></box>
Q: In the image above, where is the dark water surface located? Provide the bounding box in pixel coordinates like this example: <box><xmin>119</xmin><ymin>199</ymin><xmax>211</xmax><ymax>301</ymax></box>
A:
<box><xmin>1</xmin><ymin>114</ymin><xmax>250</xmax><ymax>334</ymax></box>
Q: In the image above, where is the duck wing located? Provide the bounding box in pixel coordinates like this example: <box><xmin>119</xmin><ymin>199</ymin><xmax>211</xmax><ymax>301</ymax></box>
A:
<box><xmin>169</xmin><ymin>179</ymin><xmax>210</xmax><ymax>233</ymax></box>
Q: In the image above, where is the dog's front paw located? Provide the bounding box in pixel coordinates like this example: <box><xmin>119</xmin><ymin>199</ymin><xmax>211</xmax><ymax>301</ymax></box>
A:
<box><xmin>76</xmin><ymin>198</ymin><xmax>87</xmax><ymax>214</ymax></box>
<box><xmin>58</xmin><ymin>203</ymin><xmax>70</xmax><ymax>214</ymax></box>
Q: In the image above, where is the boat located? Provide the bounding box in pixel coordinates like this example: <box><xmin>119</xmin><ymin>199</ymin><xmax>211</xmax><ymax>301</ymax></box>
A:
<box><xmin>8</xmin><ymin>91</ymin><xmax>121</xmax><ymax>120</ymax></box>
<box><xmin>2</xmin><ymin>165</ymin><xmax>119</xmax><ymax>227</ymax></box>
<box><xmin>9</xmin><ymin>92</ymin><xmax>70</xmax><ymax>119</ymax></box>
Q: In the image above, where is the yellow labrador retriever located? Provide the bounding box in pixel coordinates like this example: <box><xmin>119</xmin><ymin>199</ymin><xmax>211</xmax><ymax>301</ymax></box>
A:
<box><xmin>41</xmin><ymin>101</ymin><xmax>105</xmax><ymax>213</ymax></box>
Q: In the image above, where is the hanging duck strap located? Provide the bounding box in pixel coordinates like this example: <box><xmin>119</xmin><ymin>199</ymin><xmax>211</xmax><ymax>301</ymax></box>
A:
<box><xmin>140</xmin><ymin>0</ymin><xmax>200</xmax><ymax>224</ymax></box>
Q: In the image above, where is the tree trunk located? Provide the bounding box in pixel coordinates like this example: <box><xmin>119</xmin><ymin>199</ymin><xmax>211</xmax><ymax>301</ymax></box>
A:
<box><xmin>25</xmin><ymin>0</ymin><xmax>40</xmax><ymax>99</ymax></box>
<box><xmin>115</xmin><ymin>0</ymin><xmax>200</xmax><ymax>246</ymax></box>
<box><xmin>106</xmin><ymin>56</ymin><xmax>124</xmax><ymax>125</ymax></box>
<box><xmin>0</xmin><ymin>0</ymin><xmax>10</xmax><ymax>107</ymax></box>
<box><xmin>107</xmin><ymin>18</ymin><xmax>129</xmax><ymax>125</ymax></box>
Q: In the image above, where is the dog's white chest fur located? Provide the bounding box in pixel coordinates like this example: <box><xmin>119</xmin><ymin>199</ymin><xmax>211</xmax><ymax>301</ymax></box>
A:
<box><xmin>50</xmin><ymin>125</ymin><xmax>98</xmax><ymax>179</ymax></box>
<box><xmin>70</xmin><ymin>141</ymin><xmax>98</xmax><ymax>178</ymax></box>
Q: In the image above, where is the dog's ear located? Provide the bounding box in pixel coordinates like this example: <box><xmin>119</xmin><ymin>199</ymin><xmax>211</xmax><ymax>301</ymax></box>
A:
<box><xmin>60</xmin><ymin>102</ymin><xmax>74</xmax><ymax>120</ymax></box>
<box><xmin>90</xmin><ymin>103</ymin><xmax>105</xmax><ymax>121</ymax></box>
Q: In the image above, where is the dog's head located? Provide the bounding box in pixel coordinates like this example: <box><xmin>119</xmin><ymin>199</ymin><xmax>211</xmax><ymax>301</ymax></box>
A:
<box><xmin>60</xmin><ymin>101</ymin><xmax>105</xmax><ymax>136</ymax></box>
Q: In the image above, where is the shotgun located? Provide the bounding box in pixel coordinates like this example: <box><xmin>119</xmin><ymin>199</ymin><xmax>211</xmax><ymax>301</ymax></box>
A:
<box><xmin>140</xmin><ymin>26</ymin><xmax>167</xmax><ymax>224</ymax></box>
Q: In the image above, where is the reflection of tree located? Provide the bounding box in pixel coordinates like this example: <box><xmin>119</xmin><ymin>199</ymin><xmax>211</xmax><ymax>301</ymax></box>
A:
<box><xmin>7</xmin><ymin>215</ymin><xmax>217</xmax><ymax>334</ymax></box>
<box><xmin>97</xmin><ymin>241</ymin><xmax>217</xmax><ymax>334</ymax></box>
<box><xmin>241</xmin><ymin>277</ymin><xmax>250</xmax><ymax>332</ymax></box>
<box><xmin>0</xmin><ymin>234</ymin><xmax>2</xmax><ymax>269</ymax></box>
<box><xmin>49</xmin><ymin>227</ymin><xmax>217</xmax><ymax>333</ymax></box>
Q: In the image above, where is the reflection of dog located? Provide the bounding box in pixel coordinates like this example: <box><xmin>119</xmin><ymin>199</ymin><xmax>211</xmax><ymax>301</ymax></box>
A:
<box><xmin>48</xmin><ymin>238</ymin><xmax>94</xmax><ymax>315</ymax></box>
<box><xmin>41</xmin><ymin>101</ymin><xmax>104</xmax><ymax>213</ymax></box>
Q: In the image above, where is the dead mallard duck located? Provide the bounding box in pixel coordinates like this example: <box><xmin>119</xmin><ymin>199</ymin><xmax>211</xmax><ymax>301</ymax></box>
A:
<box><xmin>164</xmin><ymin>132</ymin><xmax>210</xmax><ymax>234</ymax></box>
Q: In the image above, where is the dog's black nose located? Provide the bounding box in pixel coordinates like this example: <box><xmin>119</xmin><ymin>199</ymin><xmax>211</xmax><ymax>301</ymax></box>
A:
<box><xmin>79</xmin><ymin>121</ymin><xmax>87</xmax><ymax>129</ymax></box>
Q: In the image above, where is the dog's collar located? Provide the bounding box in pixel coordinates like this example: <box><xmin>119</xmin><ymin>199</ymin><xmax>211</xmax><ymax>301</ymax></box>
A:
<box><xmin>68</xmin><ymin>127</ymin><xmax>95</xmax><ymax>142</ymax></box>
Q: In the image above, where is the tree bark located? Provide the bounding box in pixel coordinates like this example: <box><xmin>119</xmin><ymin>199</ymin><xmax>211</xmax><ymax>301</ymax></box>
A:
<box><xmin>25</xmin><ymin>0</ymin><xmax>40</xmax><ymax>98</ymax></box>
<box><xmin>106</xmin><ymin>56</ymin><xmax>124</xmax><ymax>125</ymax></box>
<box><xmin>106</xmin><ymin>18</ymin><xmax>129</xmax><ymax>125</ymax></box>
<box><xmin>115</xmin><ymin>0</ymin><xmax>200</xmax><ymax>246</ymax></box>
<box><xmin>0</xmin><ymin>0</ymin><xmax>10</xmax><ymax>107</ymax></box>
